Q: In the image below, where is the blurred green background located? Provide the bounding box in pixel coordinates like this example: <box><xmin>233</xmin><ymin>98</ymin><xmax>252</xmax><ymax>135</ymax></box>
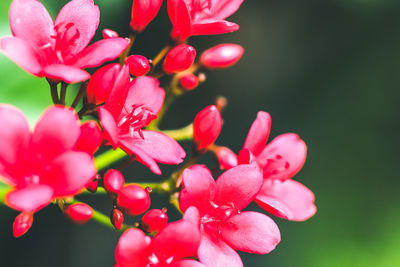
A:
<box><xmin>1</xmin><ymin>0</ymin><xmax>400</xmax><ymax>266</ymax></box>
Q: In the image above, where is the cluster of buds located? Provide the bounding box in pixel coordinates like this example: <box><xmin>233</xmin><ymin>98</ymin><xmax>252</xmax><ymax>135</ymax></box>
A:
<box><xmin>0</xmin><ymin>0</ymin><xmax>316</xmax><ymax>266</ymax></box>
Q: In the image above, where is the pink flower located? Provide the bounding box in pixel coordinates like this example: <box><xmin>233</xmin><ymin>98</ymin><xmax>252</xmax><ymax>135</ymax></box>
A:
<box><xmin>180</xmin><ymin>164</ymin><xmax>281</xmax><ymax>267</ymax></box>
<box><xmin>238</xmin><ymin>111</ymin><xmax>317</xmax><ymax>221</ymax></box>
<box><xmin>115</xmin><ymin>207</ymin><xmax>206</xmax><ymax>267</ymax></box>
<box><xmin>0</xmin><ymin>104</ymin><xmax>96</xmax><ymax>214</ymax></box>
<box><xmin>99</xmin><ymin>67</ymin><xmax>186</xmax><ymax>175</ymax></box>
<box><xmin>130</xmin><ymin>0</ymin><xmax>164</xmax><ymax>33</ymax></box>
<box><xmin>168</xmin><ymin>0</ymin><xmax>244</xmax><ymax>42</ymax></box>
<box><xmin>0</xmin><ymin>0</ymin><xmax>129</xmax><ymax>84</ymax></box>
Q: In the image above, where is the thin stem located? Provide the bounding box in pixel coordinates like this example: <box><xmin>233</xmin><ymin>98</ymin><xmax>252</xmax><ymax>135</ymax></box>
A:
<box><xmin>72</xmin><ymin>81</ymin><xmax>88</xmax><ymax>108</ymax></box>
<box><xmin>161</xmin><ymin>124</ymin><xmax>193</xmax><ymax>141</ymax></box>
<box><xmin>47</xmin><ymin>78</ymin><xmax>60</xmax><ymax>104</ymax></box>
<box><xmin>151</xmin><ymin>44</ymin><xmax>173</xmax><ymax>72</ymax></box>
<box><xmin>60</xmin><ymin>82</ymin><xmax>68</xmax><ymax>105</ymax></box>
<box><xmin>0</xmin><ymin>184</ymin><xmax>9</xmax><ymax>203</ymax></box>
<box><xmin>119</xmin><ymin>33</ymin><xmax>136</xmax><ymax>65</ymax></box>
<box><xmin>95</xmin><ymin>148</ymin><xmax>128</xmax><ymax>171</ymax></box>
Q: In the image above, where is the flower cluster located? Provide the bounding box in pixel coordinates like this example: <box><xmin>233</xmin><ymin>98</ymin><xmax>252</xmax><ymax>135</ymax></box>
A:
<box><xmin>0</xmin><ymin>0</ymin><xmax>316</xmax><ymax>266</ymax></box>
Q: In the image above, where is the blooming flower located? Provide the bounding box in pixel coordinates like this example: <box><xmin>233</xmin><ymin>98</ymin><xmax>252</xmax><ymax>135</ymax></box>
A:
<box><xmin>0</xmin><ymin>0</ymin><xmax>129</xmax><ymax>84</ymax></box>
<box><xmin>0</xmin><ymin>104</ymin><xmax>96</xmax><ymax>214</ymax></box>
<box><xmin>99</xmin><ymin>67</ymin><xmax>186</xmax><ymax>175</ymax></box>
<box><xmin>115</xmin><ymin>207</ymin><xmax>205</xmax><ymax>267</ymax></box>
<box><xmin>180</xmin><ymin>164</ymin><xmax>281</xmax><ymax>267</ymax></box>
<box><xmin>167</xmin><ymin>0</ymin><xmax>244</xmax><ymax>42</ymax></box>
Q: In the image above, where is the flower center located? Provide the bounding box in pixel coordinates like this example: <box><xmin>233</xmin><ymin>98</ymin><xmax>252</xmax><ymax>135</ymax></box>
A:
<box><xmin>118</xmin><ymin>104</ymin><xmax>157</xmax><ymax>139</ymax></box>
<box><xmin>262</xmin><ymin>154</ymin><xmax>290</xmax><ymax>177</ymax></box>
<box><xmin>148</xmin><ymin>253</ymin><xmax>174</xmax><ymax>266</ymax></box>
<box><xmin>51</xmin><ymin>22</ymin><xmax>80</xmax><ymax>63</ymax></box>
<box><xmin>201</xmin><ymin>201</ymin><xmax>240</xmax><ymax>235</ymax></box>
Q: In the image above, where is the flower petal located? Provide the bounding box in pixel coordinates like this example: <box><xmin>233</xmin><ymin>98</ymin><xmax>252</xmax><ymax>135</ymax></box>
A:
<box><xmin>99</xmin><ymin>107</ymin><xmax>119</xmax><ymax>148</ymax></box>
<box><xmin>75</xmin><ymin>121</ymin><xmax>102</xmax><ymax>155</ymax></box>
<box><xmin>168</xmin><ymin>0</ymin><xmax>191</xmax><ymax>41</ymax></box>
<box><xmin>9</xmin><ymin>0</ymin><xmax>54</xmax><ymax>48</ymax></box>
<box><xmin>221</xmin><ymin>211</ymin><xmax>280</xmax><ymax>254</ymax></box>
<box><xmin>210</xmin><ymin>0</ymin><xmax>244</xmax><ymax>20</ymax></box>
<box><xmin>257</xmin><ymin>133</ymin><xmax>307</xmax><ymax>180</ymax></box>
<box><xmin>75</xmin><ymin>38</ymin><xmax>130</xmax><ymax>68</ymax></box>
<box><xmin>115</xmin><ymin>228</ymin><xmax>152</xmax><ymax>267</ymax></box>
<box><xmin>180</xmin><ymin>165</ymin><xmax>216</xmax><ymax>214</ymax></box>
<box><xmin>42</xmin><ymin>64</ymin><xmax>90</xmax><ymax>84</ymax></box>
<box><xmin>104</xmin><ymin>65</ymin><xmax>131</xmax><ymax>119</ymax></box>
<box><xmin>198</xmin><ymin>231</ymin><xmax>243</xmax><ymax>267</ymax></box>
<box><xmin>0</xmin><ymin>37</ymin><xmax>42</xmax><ymax>76</ymax></box>
<box><xmin>5</xmin><ymin>185</ymin><xmax>53</xmax><ymax>212</ymax></box>
<box><xmin>255</xmin><ymin>179</ymin><xmax>316</xmax><ymax>221</ymax></box>
<box><xmin>243</xmin><ymin>111</ymin><xmax>271</xmax><ymax>156</ymax></box>
<box><xmin>55</xmin><ymin>0</ymin><xmax>100</xmax><ymax>54</ymax></box>
<box><xmin>172</xmin><ymin>260</ymin><xmax>206</xmax><ymax>267</ymax></box>
<box><xmin>214</xmin><ymin>164</ymin><xmax>263</xmax><ymax>210</ymax></box>
<box><xmin>191</xmin><ymin>20</ymin><xmax>239</xmax><ymax>36</ymax></box>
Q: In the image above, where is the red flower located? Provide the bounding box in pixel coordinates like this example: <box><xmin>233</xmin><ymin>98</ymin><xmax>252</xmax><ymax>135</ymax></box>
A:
<box><xmin>115</xmin><ymin>207</ymin><xmax>205</xmax><ymax>267</ymax></box>
<box><xmin>0</xmin><ymin>0</ymin><xmax>129</xmax><ymax>84</ymax></box>
<box><xmin>99</xmin><ymin>67</ymin><xmax>186</xmax><ymax>175</ymax></box>
<box><xmin>167</xmin><ymin>0</ymin><xmax>244</xmax><ymax>42</ymax></box>
<box><xmin>0</xmin><ymin>105</ymin><xmax>96</xmax><ymax>214</ymax></box>
<box><xmin>180</xmin><ymin>165</ymin><xmax>281</xmax><ymax>267</ymax></box>
<box><xmin>130</xmin><ymin>0</ymin><xmax>164</xmax><ymax>33</ymax></box>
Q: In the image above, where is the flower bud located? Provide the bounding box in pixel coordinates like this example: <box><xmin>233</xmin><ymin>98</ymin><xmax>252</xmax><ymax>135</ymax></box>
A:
<box><xmin>65</xmin><ymin>203</ymin><xmax>93</xmax><ymax>224</ymax></box>
<box><xmin>126</xmin><ymin>55</ymin><xmax>150</xmax><ymax>76</ymax></box>
<box><xmin>86</xmin><ymin>179</ymin><xmax>98</xmax><ymax>193</ymax></box>
<box><xmin>141</xmin><ymin>209</ymin><xmax>168</xmax><ymax>232</ymax></box>
<box><xmin>130</xmin><ymin>0</ymin><xmax>163</xmax><ymax>33</ymax></box>
<box><xmin>102</xmin><ymin>29</ymin><xmax>119</xmax><ymax>39</ymax></box>
<box><xmin>75</xmin><ymin>121</ymin><xmax>102</xmax><ymax>155</ymax></box>
<box><xmin>193</xmin><ymin>105</ymin><xmax>223</xmax><ymax>152</ymax></box>
<box><xmin>13</xmin><ymin>212</ymin><xmax>33</xmax><ymax>238</ymax></box>
<box><xmin>117</xmin><ymin>184</ymin><xmax>151</xmax><ymax>216</ymax></box>
<box><xmin>200</xmin><ymin>44</ymin><xmax>244</xmax><ymax>69</ymax></box>
<box><xmin>86</xmin><ymin>63</ymin><xmax>121</xmax><ymax>106</ymax></box>
<box><xmin>163</xmin><ymin>44</ymin><xmax>196</xmax><ymax>74</ymax></box>
<box><xmin>111</xmin><ymin>208</ymin><xmax>124</xmax><ymax>230</ymax></box>
<box><xmin>213</xmin><ymin>146</ymin><xmax>238</xmax><ymax>170</ymax></box>
<box><xmin>179</xmin><ymin>74</ymin><xmax>198</xmax><ymax>91</ymax></box>
<box><xmin>104</xmin><ymin>169</ymin><xmax>125</xmax><ymax>193</ymax></box>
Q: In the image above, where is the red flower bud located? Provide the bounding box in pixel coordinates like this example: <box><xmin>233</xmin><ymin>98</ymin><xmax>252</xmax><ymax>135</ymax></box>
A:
<box><xmin>75</xmin><ymin>121</ymin><xmax>102</xmax><ymax>155</ymax></box>
<box><xmin>111</xmin><ymin>208</ymin><xmax>124</xmax><ymax>230</ymax></box>
<box><xmin>102</xmin><ymin>29</ymin><xmax>119</xmax><ymax>39</ymax></box>
<box><xmin>117</xmin><ymin>184</ymin><xmax>151</xmax><ymax>216</ymax></box>
<box><xmin>86</xmin><ymin>179</ymin><xmax>98</xmax><ymax>193</ymax></box>
<box><xmin>193</xmin><ymin>105</ymin><xmax>223</xmax><ymax>152</ymax></box>
<box><xmin>179</xmin><ymin>74</ymin><xmax>198</xmax><ymax>91</ymax></box>
<box><xmin>104</xmin><ymin>169</ymin><xmax>125</xmax><ymax>193</ymax></box>
<box><xmin>213</xmin><ymin>146</ymin><xmax>238</xmax><ymax>170</ymax></box>
<box><xmin>130</xmin><ymin>0</ymin><xmax>163</xmax><ymax>33</ymax></box>
<box><xmin>200</xmin><ymin>44</ymin><xmax>244</xmax><ymax>69</ymax></box>
<box><xmin>86</xmin><ymin>63</ymin><xmax>121</xmax><ymax>105</ymax></box>
<box><xmin>126</xmin><ymin>55</ymin><xmax>150</xmax><ymax>77</ymax></box>
<box><xmin>163</xmin><ymin>44</ymin><xmax>196</xmax><ymax>74</ymax></box>
<box><xmin>65</xmin><ymin>203</ymin><xmax>93</xmax><ymax>224</ymax></box>
<box><xmin>141</xmin><ymin>209</ymin><xmax>168</xmax><ymax>232</ymax></box>
<box><xmin>13</xmin><ymin>212</ymin><xmax>33</xmax><ymax>238</ymax></box>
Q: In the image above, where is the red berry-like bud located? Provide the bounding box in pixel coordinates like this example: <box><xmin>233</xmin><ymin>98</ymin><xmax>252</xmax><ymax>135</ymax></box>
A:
<box><xmin>13</xmin><ymin>212</ymin><xmax>33</xmax><ymax>238</ymax></box>
<box><xmin>104</xmin><ymin>169</ymin><xmax>125</xmax><ymax>193</ymax></box>
<box><xmin>213</xmin><ymin>146</ymin><xmax>238</xmax><ymax>170</ymax></box>
<box><xmin>200</xmin><ymin>44</ymin><xmax>244</xmax><ymax>69</ymax></box>
<box><xmin>179</xmin><ymin>74</ymin><xmax>198</xmax><ymax>91</ymax></box>
<box><xmin>163</xmin><ymin>44</ymin><xmax>196</xmax><ymax>74</ymax></box>
<box><xmin>126</xmin><ymin>55</ymin><xmax>150</xmax><ymax>76</ymax></box>
<box><xmin>103</xmin><ymin>29</ymin><xmax>119</xmax><ymax>39</ymax></box>
<box><xmin>87</xmin><ymin>63</ymin><xmax>121</xmax><ymax>105</ymax></box>
<box><xmin>65</xmin><ymin>203</ymin><xmax>93</xmax><ymax>224</ymax></box>
<box><xmin>75</xmin><ymin>121</ymin><xmax>102</xmax><ymax>154</ymax></box>
<box><xmin>130</xmin><ymin>0</ymin><xmax>163</xmax><ymax>33</ymax></box>
<box><xmin>193</xmin><ymin>105</ymin><xmax>223</xmax><ymax>152</ymax></box>
<box><xmin>141</xmin><ymin>209</ymin><xmax>168</xmax><ymax>232</ymax></box>
<box><xmin>86</xmin><ymin>179</ymin><xmax>98</xmax><ymax>193</ymax></box>
<box><xmin>117</xmin><ymin>184</ymin><xmax>151</xmax><ymax>216</ymax></box>
<box><xmin>111</xmin><ymin>208</ymin><xmax>124</xmax><ymax>230</ymax></box>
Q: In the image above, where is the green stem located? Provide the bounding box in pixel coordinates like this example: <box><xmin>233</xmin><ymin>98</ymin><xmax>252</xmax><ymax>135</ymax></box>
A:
<box><xmin>0</xmin><ymin>184</ymin><xmax>9</xmax><ymax>203</ymax></box>
<box><xmin>119</xmin><ymin>33</ymin><xmax>136</xmax><ymax>65</ymax></box>
<box><xmin>161</xmin><ymin>124</ymin><xmax>193</xmax><ymax>141</ymax></box>
<box><xmin>47</xmin><ymin>78</ymin><xmax>60</xmax><ymax>104</ymax></box>
<box><xmin>95</xmin><ymin>148</ymin><xmax>128</xmax><ymax>171</ymax></box>
<box><xmin>72</xmin><ymin>81</ymin><xmax>87</xmax><ymax>108</ymax></box>
<box><xmin>60</xmin><ymin>82</ymin><xmax>68</xmax><ymax>105</ymax></box>
<box><xmin>151</xmin><ymin>44</ymin><xmax>173</xmax><ymax>72</ymax></box>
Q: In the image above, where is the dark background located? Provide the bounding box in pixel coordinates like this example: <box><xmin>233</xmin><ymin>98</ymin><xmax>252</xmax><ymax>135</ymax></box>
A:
<box><xmin>1</xmin><ymin>0</ymin><xmax>400</xmax><ymax>266</ymax></box>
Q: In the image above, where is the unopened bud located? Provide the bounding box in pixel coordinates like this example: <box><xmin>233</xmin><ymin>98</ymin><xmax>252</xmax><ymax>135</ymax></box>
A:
<box><xmin>111</xmin><ymin>208</ymin><xmax>124</xmax><ymax>230</ymax></box>
<box><xmin>179</xmin><ymin>74</ymin><xmax>199</xmax><ymax>91</ymax></box>
<box><xmin>126</xmin><ymin>55</ymin><xmax>150</xmax><ymax>76</ymax></box>
<box><xmin>65</xmin><ymin>203</ymin><xmax>93</xmax><ymax>224</ymax></box>
<box><xmin>104</xmin><ymin>169</ymin><xmax>125</xmax><ymax>193</ymax></box>
<box><xmin>193</xmin><ymin>105</ymin><xmax>223</xmax><ymax>152</ymax></box>
<box><xmin>215</xmin><ymin>96</ymin><xmax>227</xmax><ymax>112</ymax></box>
<box><xmin>197</xmin><ymin>72</ymin><xmax>206</xmax><ymax>83</ymax></box>
<box><xmin>86</xmin><ymin>179</ymin><xmax>98</xmax><ymax>193</ymax></box>
<box><xmin>163</xmin><ymin>44</ymin><xmax>196</xmax><ymax>74</ymax></box>
<box><xmin>213</xmin><ymin>146</ymin><xmax>238</xmax><ymax>170</ymax></box>
<box><xmin>75</xmin><ymin>121</ymin><xmax>102</xmax><ymax>155</ymax></box>
<box><xmin>200</xmin><ymin>44</ymin><xmax>244</xmax><ymax>69</ymax></box>
<box><xmin>117</xmin><ymin>184</ymin><xmax>151</xmax><ymax>216</ymax></box>
<box><xmin>141</xmin><ymin>209</ymin><xmax>168</xmax><ymax>233</ymax></box>
<box><xmin>13</xmin><ymin>212</ymin><xmax>33</xmax><ymax>238</ymax></box>
<box><xmin>102</xmin><ymin>29</ymin><xmax>119</xmax><ymax>39</ymax></box>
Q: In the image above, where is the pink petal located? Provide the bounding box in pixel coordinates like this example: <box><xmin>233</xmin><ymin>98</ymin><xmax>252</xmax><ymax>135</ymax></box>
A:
<box><xmin>191</xmin><ymin>20</ymin><xmax>239</xmax><ymax>36</ymax></box>
<box><xmin>257</xmin><ymin>133</ymin><xmax>307</xmax><ymax>180</ymax></box>
<box><xmin>75</xmin><ymin>121</ymin><xmax>102</xmax><ymax>154</ymax></box>
<box><xmin>86</xmin><ymin>63</ymin><xmax>121</xmax><ymax>105</ymax></box>
<box><xmin>255</xmin><ymin>179</ymin><xmax>316</xmax><ymax>221</ymax></box>
<box><xmin>0</xmin><ymin>37</ymin><xmax>42</xmax><ymax>76</ymax></box>
<box><xmin>130</xmin><ymin>0</ymin><xmax>163</xmax><ymax>32</ymax></box>
<box><xmin>209</xmin><ymin>0</ymin><xmax>244</xmax><ymax>20</ymax></box>
<box><xmin>198</xmin><ymin>231</ymin><xmax>243</xmax><ymax>267</ymax></box>
<box><xmin>5</xmin><ymin>185</ymin><xmax>53</xmax><ymax>212</ymax></box>
<box><xmin>9</xmin><ymin>0</ymin><xmax>54</xmax><ymax>48</ymax></box>
<box><xmin>104</xmin><ymin>65</ymin><xmax>131</xmax><ymax>119</ymax></box>
<box><xmin>173</xmin><ymin>260</ymin><xmax>206</xmax><ymax>267</ymax></box>
<box><xmin>42</xmin><ymin>64</ymin><xmax>90</xmax><ymax>84</ymax></box>
<box><xmin>168</xmin><ymin>0</ymin><xmax>191</xmax><ymax>41</ymax></box>
<box><xmin>214</xmin><ymin>164</ymin><xmax>263</xmax><ymax>210</ymax></box>
<box><xmin>55</xmin><ymin>0</ymin><xmax>100</xmax><ymax>55</ymax></box>
<box><xmin>180</xmin><ymin>165</ymin><xmax>216</xmax><ymax>214</ymax></box>
<box><xmin>32</xmin><ymin>106</ymin><xmax>80</xmax><ymax>160</ymax></box>
<box><xmin>243</xmin><ymin>111</ymin><xmax>271</xmax><ymax>156</ymax></box>
<box><xmin>42</xmin><ymin>151</ymin><xmax>96</xmax><ymax>197</ymax></box>
<box><xmin>99</xmin><ymin>107</ymin><xmax>119</xmax><ymax>148</ymax></box>
<box><xmin>75</xmin><ymin>38</ymin><xmax>130</xmax><ymax>68</ymax></box>
<box><xmin>221</xmin><ymin>211</ymin><xmax>280</xmax><ymax>254</ymax></box>
<box><xmin>115</xmin><ymin>228</ymin><xmax>152</xmax><ymax>267</ymax></box>
<box><xmin>125</xmin><ymin>77</ymin><xmax>165</xmax><ymax>114</ymax></box>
